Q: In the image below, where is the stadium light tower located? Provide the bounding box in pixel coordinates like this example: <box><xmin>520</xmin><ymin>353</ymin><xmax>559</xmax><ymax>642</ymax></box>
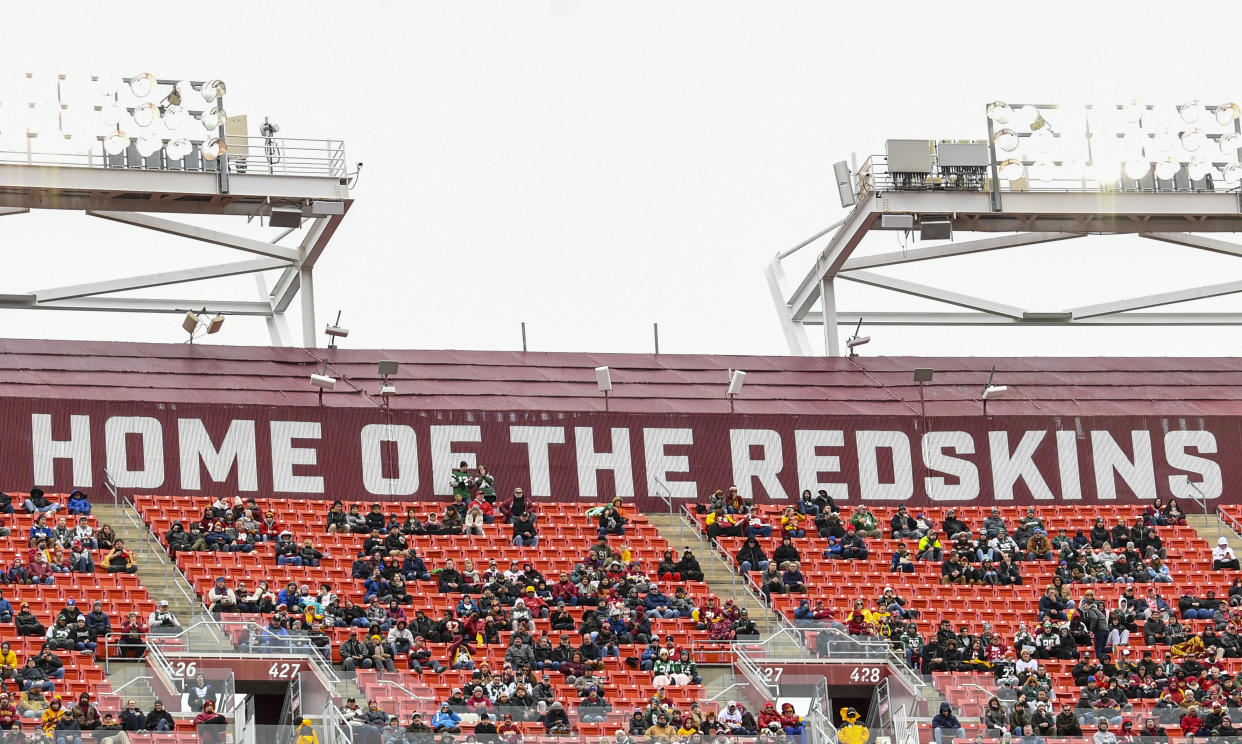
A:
<box><xmin>0</xmin><ymin>72</ymin><xmax>352</xmax><ymax>348</ymax></box>
<box><xmin>766</xmin><ymin>99</ymin><xmax>1242</xmax><ymax>355</ymax></box>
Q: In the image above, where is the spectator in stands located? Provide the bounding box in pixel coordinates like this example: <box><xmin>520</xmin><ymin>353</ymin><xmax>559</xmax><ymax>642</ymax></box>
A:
<box><xmin>984</xmin><ymin>698</ymin><xmax>1008</xmax><ymax>736</ymax></box>
<box><xmin>324</xmin><ymin>501</ymin><xmax>348</xmax><ymax>534</ymax></box>
<box><xmin>736</xmin><ymin>538</ymin><xmax>768</xmax><ymax>573</ymax></box>
<box><xmin>645</xmin><ymin>712</ymin><xmax>677</xmax><ymax>743</ymax></box>
<box><xmin>676</xmin><ymin>548</ymin><xmax>704</xmax><ymax>582</ymax></box>
<box><xmin>781</xmin><ymin>561</ymin><xmax>806</xmax><ymax>593</ymax></box>
<box><xmin>103</xmin><ymin>541</ymin><xmax>136</xmax><ymax>574</ymax></box>
<box><xmin>890</xmin><ymin>506</ymin><xmax>922</xmax><ymax>539</ymax></box>
<box><xmin>208</xmin><ymin>577</ymin><xmax>238</xmax><ymax>613</ymax></box>
<box><xmin>65</xmin><ymin>491</ymin><xmax>90</xmax><ymax>516</ymax></box>
<box><xmin>1027</xmin><ymin>530</ymin><xmax>1053</xmax><ymax>561</ymax></box>
<box><xmin>1214</xmin><ymin>537</ymin><xmax>1240</xmax><ymax>570</ymax></box>
<box><xmin>340</xmin><ymin>631</ymin><xmax>371</xmax><ymax>671</ymax></box>
<box><xmin>72</xmin><ymin>517</ymin><xmax>95</xmax><ymax>550</ymax></box>
<box><xmin>941</xmin><ymin>510</ymin><xmax>968</xmax><ymax>540</ymax></box>
<box><xmin>194</xmin><ymin>700</ymin><xmax>228</xmax><ymax>744</ymax></box>
<box><xmin>742</xmin><ymin>506</ymin><xmax>772</xmax><ymax>538</ymax></box>
<box><xmin>17</xmin><ymin>658</ymin><xmax>52</xmax><ymax>693</ymax></box>
<box><xmin>849</xmin><ymin>506</ymin><xmax>881</xmax><ymax>538</ymax></box>
<box><xmin>772</xmin><ymin>536</ymin><xmax>800</xmax><ymax>571</ymax></box>
<box><xmin>931</xmin><ymin>703</ymin><xmax>963</xmax><ymax>744</ymax></box>
<box><xmin>501</xmin><ymin>487</ymin><xmax>528</xmax><ymax>524</ymax></box>
<box><xmin>796</xmin><ymin>490</ymin><xmax>820</xmax><ymax>517</ymax></box>
<box><xmin>118</xmin><ymin>701</ymin><xmax>145</xmax><ymax>732</ymax></box>
<box><xmin>918</xmin><ymin>531</ymin><xmax>943</xmax><ymax>561</ymax></box>
<box><xmin>367</xmin><ymin>634</ymin><xmax>397</xmax><ymax>673</ymax></box>
<box><xmin>432</xmin><ymin>703</ymin><xmax>462</xmax><ymax>734</ymax></box>
<box><xmin>68</xmin><ymin>541</ymin><xmax>92</xmax><ymax>574</ymax></box>
<box><xmin>1093</xmin><ymin>721</ymin><xmax>1117</xmax><ymax>744</ymax></box>
<box><xmin>890</xmin><ymin>542</ymin><xmax>914</xmax><ymax>573</ymax></box>
<box><xmin>512</xmin><ymin>512</ymin><xmax>539</xmax><ymax>548</ymax></box>
<box><xmin>1180</xmin><ymin>591</ymin><xmax>1215</xmax><ymax>620</ymax></box>
<box><xmin>779</xmin><ymin>507</ymin><xmax>806</xmax><ymax>538</ymax></box>
<box><xmin>15</xmin><ymin>602</ymin><xmax>43</xmax><ymax>636</ymax></box>
<box><xmin>840</xmin><ymin>527</ymin><xmax>868</xmax><ymax>560</ymax></box>
<box><xmin>705</xmin><ymin>508</ymin><xmax>742</xmax><ymax>542</ymax></box>
<box><xmin>24</xmin><ymin>489</ymin><xmax>57</xmax><ymax>514</ymax></box>
<box><xmin>1039</xmin><ymin>588</ymin><xmax>1069</xmax><ymax>622</ymax></box>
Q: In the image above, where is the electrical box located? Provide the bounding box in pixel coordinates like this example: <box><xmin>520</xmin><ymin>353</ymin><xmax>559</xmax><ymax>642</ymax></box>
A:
<box><xmin>935</xmin><ymin>141</ymin><xmax>989</xmax><ymax>167</ymax></box>
<box><xmin>885</xmin><ymin>139</ymin><xmax>934</xmax><ymax>173</ymax></box>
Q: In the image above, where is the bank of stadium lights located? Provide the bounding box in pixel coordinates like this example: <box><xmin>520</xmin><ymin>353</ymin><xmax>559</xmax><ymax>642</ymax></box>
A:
<box><xmin>984</xmin><ymin>100</ymin><xmax>1242</xmax><ymax>188</ymax></box>
<box><xmin>0</xmin><ymin>73</ymin><xmax>227</xmax><ymax>161</ymax></box>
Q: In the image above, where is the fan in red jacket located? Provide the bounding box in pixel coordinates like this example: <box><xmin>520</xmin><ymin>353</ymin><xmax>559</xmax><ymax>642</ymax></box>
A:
<box><xmin>259</xmin><ymin>513</ymin><xmax>284</xmax><ymax>541</ymax></box>
<box><xmin>757</xmin><ymin>703</ymin><xmax>782</xmax><ymax>730</ymax></box>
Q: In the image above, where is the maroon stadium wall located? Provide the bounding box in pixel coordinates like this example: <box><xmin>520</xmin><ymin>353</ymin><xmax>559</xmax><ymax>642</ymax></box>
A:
<box><xmin>3</xmin><ymin>398</ymin><xmax>1234</xmax><ymax>510</ymax></box>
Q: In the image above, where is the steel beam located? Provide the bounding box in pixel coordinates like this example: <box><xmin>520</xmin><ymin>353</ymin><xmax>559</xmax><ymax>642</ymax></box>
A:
<box><xmin>34</xmin><ymin>258</ymin><xmax>291</xmax><ymax>302</ymax></box>
<box><xmin>802</xmin><ymin>311</ymin><xmax>1242</xmax><ymax>326</ymax></box>
<box><xmin>837</xmin><ymin>270</ymin><xmax>1028</xmax><ymax>318</ymax></box>
<box><xmin>300</xmin><ymin>266</ymin><xmax>317</xmax><ymax>347</ymax></box>
<box><xmin>88</xmin><ymin>211</ymin><xmax>301</xmax><ymax>262</ymax></box>
<box><xmin>1140</xmin><ymin>232</ymin><xmax>1242</xmax><ymax>259</ymax></box>
<box><xmin>0</xmin><ymin>207</ymin><xmax>28</xmax><ymax>218</ymax></box>
<box><xmin>787</xmin><ymin>194</ymin><xmax>878</xmax><ymax>319</ymax></box>
<box><xmin>1069</xmin><ymin>280</ymin><xmax>1242</xmax><ymax>319</ymax></box>
<box><xmin>840</xmin><ymin>232</ymin><xmax>1083</xmax><ymax>271</ymax></box>
<box><xmin>821</xmin><ymin>277</ymin><xmax>839</xmax><ymax>357</ymax></box>
<box><xmin>762</xmin><ymin>258</ymin><xmax>812</xmax><ymax>356</ymax></box>
<box><xmin>5</xmin><ymin>297</ymin><xmax>275</xmax><ymax>315</ymax></box>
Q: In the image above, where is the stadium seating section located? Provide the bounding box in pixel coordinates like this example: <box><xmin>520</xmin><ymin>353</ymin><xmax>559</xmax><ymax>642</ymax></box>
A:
<box><xmin>133</xmin><ymin>496</ymin><xmax>726</xmax><ymax>736</ymax></box>
<box><xmin>689</xmin><ymin>503</ymin><xmax>1242</xmax><ymax>740</ymax></box>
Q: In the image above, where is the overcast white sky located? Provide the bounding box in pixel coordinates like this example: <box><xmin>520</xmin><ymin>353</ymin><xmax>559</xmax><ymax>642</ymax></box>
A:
<box><xmin>4</xmin><ymin>0</ymin><xmax>1242</xmax><ymax>357</ymax></box>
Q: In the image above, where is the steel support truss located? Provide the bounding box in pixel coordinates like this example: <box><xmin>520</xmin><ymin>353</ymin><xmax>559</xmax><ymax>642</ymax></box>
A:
<box><xmin>767</xmin><ymin>190</ymin><xmax>1242</xmax><ymax>355</ymax></box>
<box><xmin>0</xmin><ymin>202</ymin><xmax>347</xmax><ymax>348</ymax></box>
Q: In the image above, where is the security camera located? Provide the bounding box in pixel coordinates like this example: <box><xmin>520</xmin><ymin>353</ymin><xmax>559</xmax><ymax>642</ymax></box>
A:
<box><xmin>324</xmin><ymin>324</ymin><xmax>349</xmax><ymax>338</ymax></box>
<box><xmin>310</xmin><ymin>374</ymin><xmax>336</xmax><ymax>390</ymax></box>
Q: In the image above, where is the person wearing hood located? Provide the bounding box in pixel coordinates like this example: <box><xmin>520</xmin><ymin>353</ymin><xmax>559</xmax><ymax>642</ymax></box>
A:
<box><xmin>296</xmin><ymin>719</ymin><xmax>319</xmax><ymax>744</ymax></box>
<box><xmin>194</xmin><ymin>700</ymin><xmax>228</xmax><ymax>744</ymax></box>
<box><xmin>736</xmin><ymin>538</ymin><xmax>768</xmax><ymax>574</ymax></box>
<box><xmin>275</xmin><ymin>532</ymin><xmax>302</xmax><ymax>565</ymax></box>
<box><xmin>431</xmin><ymin>703</ymin><xmax>461</xmax><ymax>733</ymax></box>
<box><xmin>931</xmin><ymin>703</ymin><xmax>963</xmax><ymax>744</ymax></box>
<box><xmin>676</xmin><ymin>548</ymin><xmax>704</xmax><ymax>582</ymax></box>
<box><xmin>1214</xmin><ymin>537</ymin><xmax>1240</xmax><ymax>570</ymax></box>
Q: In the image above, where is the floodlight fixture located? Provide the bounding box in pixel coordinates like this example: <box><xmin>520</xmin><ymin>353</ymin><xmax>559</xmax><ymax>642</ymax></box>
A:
<box><xmin>379</xmin><ymin>385</ymin><xmax>397</xmax><ymax>398</ymax></box>
<box><xmin>182</xmin><ymin>311</ymin><xmax>199</xmax><ymax>335</ymax></box>
<box><xmin>1180</xmin><ymin>99</ymin><xmax>1203</xmax><ymax>124</ymax></box>
<box><xmin>103</xmin><ymin>131</ymin><xmax>129</xmax><ymax>156</ymax></box>
<box><xmin>1216</xmin><ymin>103</ymin><xmax>1240</xmax><ymax>126</ymax></box>
<box><xmin>201</xmin><ymin>137</ymin><xmax>226</xmax><ymax>161</ymax></box>
<box><xmin>206</xmin><ymin>314</ymin><xmax>224</xmax><ymax>334</ymax></box>
<box><xmin>161</xmin><ymin>105</ymin><xmax>185</xmax><ymax>130</ymax></box>
<box><xmin>1220</xmin><ymin>132</ymin><xmax>1241</xmax><ymax>156</ymax></box>
<box><xmin>200</xmin><ymin>80</ymin><xmax>226</xmax><ymax>104</ymax></box>
<box><xmin>993</xmin><ymin>129</ymin><xmax>1019</xmax><ymax>152</ymax></box>
<box><xmin>97</xmin><ymin>102</ymin><xmax>124</xmax><ymax>128</ymax></box>
<box><xmin>165</xmin><ymin>137</ymin><xmax>191</xmax><ymax>159</ymax></box>
<box><xmin>324</xmin><ymin>323</ymin><xmax>350</xmax><ymax>339</ymax></box>
<box><xmin>1123</xmin><ymin>158</ymin><xmax>1151</xmax><ymax>180</ymax></box>
<box><xmin>310</xmin><ymin>373</ymin><xmax>336</xmax><ymax>390</ymax></box>
<box><xmin>998</xmin><ymin>159</ymin><xmax>1025</xmax><ymax>180</ymax></box>
<box><xmin>378</xmin><ymin>360</ymin><xmax>399</xmax><ymax>377</ymax></box>
<box><xmin>128</xmin><ymin>73</ymin><xmax>156</xmax><ymax>98</ymax></box>
<box><xmin>1153</xmin><ymin>130</ymin><xmax>1177</xmax><ymax>153</ymax></box>
<box><xmin>132</xmin><ymin>103</ymin><xmax>158</xmax><ymax>128</ymax></box>
<box><xmin>135</xmin><ymin>133</ymin><xmax>161</xmax><ymax>158</ymax></box>
<box><xmin>1123</xmin><ymin>98</ymin><xmax>1145</xmax><ymax>124</ymax></box>
<box><xmin>1224</xmin><ymin>162</ymin><xmax>1242</xmax><ymax>186</ymax></box>
<box><xmin>1181</xmin><ymin>129</ymin><xmax>1205</xmax><ymax>152</ymax></box>
<box><xmin>1154</xmin><ymin>157</ymin><xmax>1181</xmax><ymax>180</ymax></box>
<box><xmin>1030</xmin><ymin>128</ymin><xmax>1055</xmax><ymax>153</ymax></box>
<box><xmin>986</xmin><ymin>101</ymin><xmax>1012</xmax><ymax>124</ymax></box>
<box><xmin>173</xmin><ymin>80</ymin><xmax>196</xmax><ymax>105</ymax></box>
<box><xmin>1150</xmin><ymin>104</ymin><xmax>1176</xmax><ymax>126</ymax></box>
<box><xmin>200</xmin><ymin>106</ymin><xmax>226</xmax><ymax>130</ymax></box>
<box><xmin>1188</xmin><ymin>158</ymin><xmax>1211</xmax><ymax>181</ymax></box>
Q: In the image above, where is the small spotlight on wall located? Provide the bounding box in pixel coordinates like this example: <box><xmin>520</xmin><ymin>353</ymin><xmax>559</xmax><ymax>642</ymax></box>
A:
<box><xmin>378</xmin><ymin>360</ymin><xmax>399</xmax><ymax>400</ymax></box>
<box><xmin>182</xmin><ymin>311</ymin><xmax>199</xmax><ymax>335</ymax></box>
<box><xmin>845</xmin><ymin>318</ymin><xmax>870</xmax><ymax>357</ymax></box>
<box><xmin>981</xmin><ymin>365</ymin><xmax>1007</xmax><ymax>416</ymax></box>
<box><xmin>206</xmin><ymin>315</ymin><xmax>224</xmax><ymax>334</ymax></box>
<box><xmin>595</xmin><ymin>366</ymin><xmax>612</xmax><ymax>392</ymax></box>
<box><xmin>727</xmin><ymin>369</ymin><xmax>746</xmax><ymax>412</ymax></box>
<box><xmin>325</xmin><ymin>310</ymin><xmax>348</xmax><ymax>349</ymax></box>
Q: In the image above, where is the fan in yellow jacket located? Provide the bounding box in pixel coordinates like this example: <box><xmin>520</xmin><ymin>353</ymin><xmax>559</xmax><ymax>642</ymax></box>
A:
<box><xmin>42</xmin><ymin>697</ymin><xmax>67</xmax><ymax>737</ymax></box>
<box><xmin>296</xmin><ymin>719</ymin><xmax>319</xmax><ymax>744</ymax></box>
<box><xmin>838</xmin><ymin>707</ymin><xmax>869</xmax><ymax>744</ymax></box>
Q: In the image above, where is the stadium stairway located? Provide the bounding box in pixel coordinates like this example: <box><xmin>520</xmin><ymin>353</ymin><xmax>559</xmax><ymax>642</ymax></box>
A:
<box><xmin>1185</xmin><ymin>512</ymin><xmax>1242</xmax><ymax>554</ymax></box>
<box><xmin>646</xmin><ymin>513</ymin><xmax>781</xmax><ymax>638</ymax></box>
<box><xmin>96</xmin><ymin>502</ymin><xmax>228</xmax><ymax>651</ymax></box>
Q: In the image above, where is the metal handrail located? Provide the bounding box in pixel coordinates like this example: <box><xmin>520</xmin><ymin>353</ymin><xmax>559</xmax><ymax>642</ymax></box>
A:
<box><xmin>111</xmin><ymin>674</ymin><xmax>155</xmax><ymax>697</ymax></box>
<box><xmin>706</xmin><ymin>682</ymin><xmax>746</xmax><ymax>702</ymax></box>
<box><xmin>374</xmin><ymin>677</ymin><xmax>434</xmax><ymax>702</ymax></box>
<box><xmin>676</xmin><ymin>504</ymin><xmax>775</xmax><ymax>633</ymax></box>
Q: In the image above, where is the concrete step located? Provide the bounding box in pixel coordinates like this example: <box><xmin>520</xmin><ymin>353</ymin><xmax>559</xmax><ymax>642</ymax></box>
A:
<box><xmin>644</xmin><ymin>514</ymin><xmax>778</xmax><ymax>638</ymax></box>
<box><xmin>1185</xmin><ymin>514</ymin><xmax>1242</xmax><ymax>553</ymax></box>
